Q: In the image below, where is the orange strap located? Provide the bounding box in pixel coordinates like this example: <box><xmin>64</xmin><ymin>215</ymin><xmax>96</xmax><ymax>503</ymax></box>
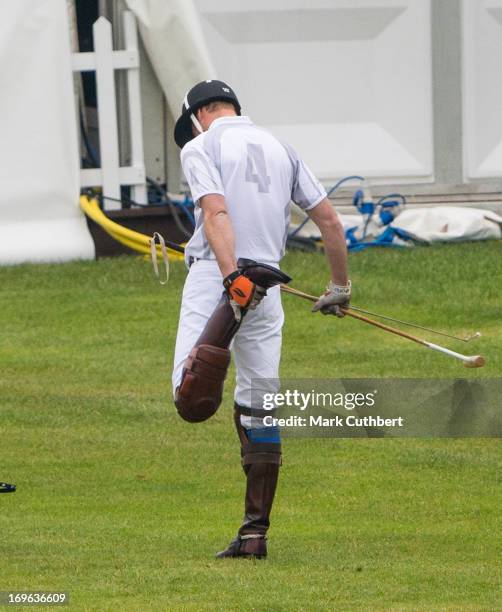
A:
<box><xmin>226</xmin><ymin>274</ymin><xmax>255</xmax><ymax>308</ymax></box>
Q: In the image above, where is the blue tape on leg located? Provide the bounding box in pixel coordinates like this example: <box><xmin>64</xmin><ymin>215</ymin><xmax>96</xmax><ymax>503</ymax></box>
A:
<box><xmin>247</xmin><ymin>426</ymin><xmax>281</xmax><ymax>444</ymax></box>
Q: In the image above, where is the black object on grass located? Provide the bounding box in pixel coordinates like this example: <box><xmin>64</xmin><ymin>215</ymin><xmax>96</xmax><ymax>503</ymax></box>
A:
<box><xmin>0</xmin><ymin>481</ymin><xmax>16</xmax><ymax>493</ymax></box>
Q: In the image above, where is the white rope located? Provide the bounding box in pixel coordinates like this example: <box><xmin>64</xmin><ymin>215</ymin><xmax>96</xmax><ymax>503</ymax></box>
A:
<box><xmin>150</xmin><ymin>232</ymin><xmax>169</xmax><ymax>285</ymax></box>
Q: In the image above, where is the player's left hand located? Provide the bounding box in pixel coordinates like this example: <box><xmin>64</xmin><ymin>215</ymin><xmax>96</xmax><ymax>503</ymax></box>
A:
<box><xmin>223</xmin><ymin>271</ymin><xmax>266</xmax><ymax>310</ymax></box>
<box><xmin>312</xmin><ymin>280</ymin><xmax>351</xmax><ymax>318</ymax></box>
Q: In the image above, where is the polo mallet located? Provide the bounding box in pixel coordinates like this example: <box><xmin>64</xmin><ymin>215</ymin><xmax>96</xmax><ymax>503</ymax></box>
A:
<box><xmin>0</xmin><ymin>482</ymin><xmax>16</xmax><ymax>493</ymax></box>
<box><xmin>280</xmin><ymin>285</ymin><xmax>486</xmax><ymax>368</ymax></box>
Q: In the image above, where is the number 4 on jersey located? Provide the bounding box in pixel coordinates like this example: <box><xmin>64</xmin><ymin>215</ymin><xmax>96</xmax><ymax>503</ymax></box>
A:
<box><xmin>245</xmin><ymin>143</ymin><xmax>271</xmax><ymax>193</ymax></box>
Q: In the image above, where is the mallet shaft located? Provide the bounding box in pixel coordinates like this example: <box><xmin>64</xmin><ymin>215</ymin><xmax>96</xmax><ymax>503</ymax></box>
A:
<box><xmin>347</xmin><ymin>305</ymin><xmax>478</xmax><ymax>343</ymax></box>
<box><xmin>280</xmin><ymin>284</ymin><xmax>485</xmax><ymax>368</ymax></box>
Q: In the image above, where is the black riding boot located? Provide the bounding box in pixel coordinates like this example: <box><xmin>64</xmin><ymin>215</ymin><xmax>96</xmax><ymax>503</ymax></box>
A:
<box><xmin>216</xmin><ymin>404</ymin><xmax>281</xmax><ymax>559</ymax></box>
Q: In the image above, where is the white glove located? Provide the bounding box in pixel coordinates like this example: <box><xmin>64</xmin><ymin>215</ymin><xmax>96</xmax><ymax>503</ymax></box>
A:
<box><xmin>311</xmin><ymin>280</ymin><xmax>351</xmax><ymax>318</ymax></box>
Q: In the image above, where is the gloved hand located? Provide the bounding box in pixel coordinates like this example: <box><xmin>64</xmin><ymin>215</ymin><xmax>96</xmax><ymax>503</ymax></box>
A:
<box><xmin>312</xmin><ymin>280</ymin><xmax>351</xmax><ymax>318</ymax></box>
<box><xmin>223</xmin><ymin>270</ymin><xmax>267</xmax><ymax>310</ymax></box>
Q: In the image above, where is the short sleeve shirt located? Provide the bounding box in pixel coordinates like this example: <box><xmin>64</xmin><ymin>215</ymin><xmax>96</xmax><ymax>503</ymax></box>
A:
<box><xmin>180</xmin><ymin>115</ymin><xmax>326</xmax><ymax>264</ymax></box>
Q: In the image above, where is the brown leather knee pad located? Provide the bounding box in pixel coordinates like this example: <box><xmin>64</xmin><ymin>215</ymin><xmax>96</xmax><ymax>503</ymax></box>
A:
<box><xmin>175</xmin><ymin>344</ymin><xmax>231</xmax><ymax>423</ymax></box>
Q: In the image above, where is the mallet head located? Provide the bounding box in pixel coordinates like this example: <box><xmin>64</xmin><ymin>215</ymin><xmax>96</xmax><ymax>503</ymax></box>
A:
<box><xmin>463</xmin><ymin>355</ymin><xmax>486</xmax><ymax>368</ymax></box>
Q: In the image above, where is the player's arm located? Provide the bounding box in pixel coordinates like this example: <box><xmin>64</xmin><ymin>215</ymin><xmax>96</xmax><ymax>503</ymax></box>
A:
<box><xmin>199</xmin><ymin>194</ymin><xmax>237</xmax><ymax>278</ymax></box>
<box><xmin>200</xmin><ymin>194</ymin><xmax>265</xmax><ymax>309</ymax></box>
<box><xmin>307</xmin><ymin>198</ymin><xmax>348</xmax><ymax>286</ymax></box>
<box><xmin>307</xmin><ymin>198</ymin><xmax>351</xmax><ymax>317</ymax></box>
<box><xmin>181</xmin><ymin>145</ymin><xmax>237</xmax><ymax>278</ymax></box>
<box><xmin>286</xmin><ymin>144</ymin><xmax>349</xmax><ymax>301</ymax></box>
<box><xmin>285</xmin><ymin>141</ymin><xmax>350</xmax><ymax>316</ymax></box>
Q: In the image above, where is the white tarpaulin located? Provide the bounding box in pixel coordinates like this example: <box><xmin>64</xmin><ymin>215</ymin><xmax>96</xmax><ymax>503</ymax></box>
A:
<box><xmin>0</xmin><ymin>0</ymin><xmax>94</xmax><ymax>264</ymax></box>
<box><xmin>125</xmin><ymin>0</ymin><xmax>214</xmax><ymax>114</ymax></box>
<box><xmin>391</xmin><ymin>207</ymin><xmax>502</xmax><ymax>243</ymax></box>
<box><xmin>291</xmin><ymin>206</ymin><xmax>502</xmax><ymax>245</ymax></box>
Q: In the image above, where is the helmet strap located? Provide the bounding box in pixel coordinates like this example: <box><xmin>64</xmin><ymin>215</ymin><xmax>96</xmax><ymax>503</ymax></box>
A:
<box><xmin>190</xmin><ymin>112</ymin><xmax>203</xmax><ymax>135</ymax></box>
<box><xmin>184</xmin><ymin>91</ymin><xmax>204</xmax><ymax>136</ymax></box>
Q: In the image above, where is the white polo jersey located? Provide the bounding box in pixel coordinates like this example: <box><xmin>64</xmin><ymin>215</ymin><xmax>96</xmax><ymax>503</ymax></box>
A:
<box><xmin>180</xmin><ymin>115</ymin><xmax>326</xmax><ymax>264</ymax></box>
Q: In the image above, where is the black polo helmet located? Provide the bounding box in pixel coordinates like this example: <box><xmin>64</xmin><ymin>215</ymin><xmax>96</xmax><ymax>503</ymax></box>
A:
<box><xmin>174</xmin><ymin>79</ymin><xmax>241</xmax><ymax>148</ymax></box>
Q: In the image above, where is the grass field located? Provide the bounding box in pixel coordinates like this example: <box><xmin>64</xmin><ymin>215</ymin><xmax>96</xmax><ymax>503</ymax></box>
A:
<box><xmin>1</xmin><ymin>242</ymin><xmax>501</xmax><ymax>611</ymax></box>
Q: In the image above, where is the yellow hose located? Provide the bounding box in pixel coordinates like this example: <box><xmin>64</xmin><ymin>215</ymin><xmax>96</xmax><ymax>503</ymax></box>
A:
<box><xmin>80</xmin><ymin>195</ymin><xmax>184</xmax><ymax>260</ymax></box>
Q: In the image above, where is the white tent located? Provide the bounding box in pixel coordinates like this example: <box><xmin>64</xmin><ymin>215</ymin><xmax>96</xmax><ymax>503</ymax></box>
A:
<box><xmin>0</xmin><ymin>0</ymin><xmax>94</xmax><ymax>264</ymax></box>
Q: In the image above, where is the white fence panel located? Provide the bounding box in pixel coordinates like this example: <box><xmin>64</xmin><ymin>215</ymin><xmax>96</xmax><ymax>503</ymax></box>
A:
<box><xmin>93</xmin><ymin>17</ymin><xmax>121</xmax><ymax>204</ymax></box>
<box><xmin>71</xmin><ymin>12</ymin><xmax>147</xmax><ymax>209</ymax></box>
<box><xmin>194</xmin><ymin>0</ymin><xmax>434</xmax><ymax>185</ymax></box>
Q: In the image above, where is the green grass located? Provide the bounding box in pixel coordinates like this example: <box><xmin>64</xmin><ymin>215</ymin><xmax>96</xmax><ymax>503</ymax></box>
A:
<box><xmin>1</xmin><ymin>242</ymin><xmax>501</xmax><ymax>611</ymax></box>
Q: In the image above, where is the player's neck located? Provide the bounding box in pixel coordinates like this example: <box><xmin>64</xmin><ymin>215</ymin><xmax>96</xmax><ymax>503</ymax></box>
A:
<box><xmin>206</xmin><ymin>110</ymin><xmax>237</xmax><ymax>129</ymax></box>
